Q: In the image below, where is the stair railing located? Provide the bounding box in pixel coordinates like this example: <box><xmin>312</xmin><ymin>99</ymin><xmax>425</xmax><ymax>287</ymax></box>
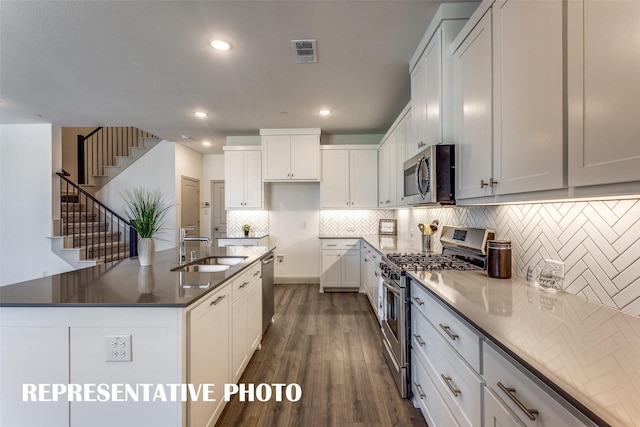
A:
<box><xmin>77</xmin><ymin>126</ymin><xmax>156</xmax><ymax>185</ymax></box>
<box><xmin>57</xmin><ymin>170</ymin><xmax>137</xmax><ymax>262</ymax></box>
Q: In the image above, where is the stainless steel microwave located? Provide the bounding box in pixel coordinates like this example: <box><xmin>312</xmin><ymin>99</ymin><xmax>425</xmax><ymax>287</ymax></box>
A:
<box><xmin>402</xmin><ymin>144</ymin><xmax>455</xmax><ymax>205</ymax></box>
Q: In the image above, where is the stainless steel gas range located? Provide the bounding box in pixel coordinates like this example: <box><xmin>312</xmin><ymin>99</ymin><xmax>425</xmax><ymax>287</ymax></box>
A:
<box><xmin>379</xmin><ymin>225</ymin><xmax>495</xmax><ymax>398</ymax></box>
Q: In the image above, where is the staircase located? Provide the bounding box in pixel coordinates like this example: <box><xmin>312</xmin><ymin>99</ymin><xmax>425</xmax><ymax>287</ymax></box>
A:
<box><xmin>50</xmin><ymin>183</ymin><xmax>136</xmax><ymax>268</ymax></box>
<box><xmin>77</xmin><ymin>126</ymin><xmax>161</xmax><ymax>195</ymax></box>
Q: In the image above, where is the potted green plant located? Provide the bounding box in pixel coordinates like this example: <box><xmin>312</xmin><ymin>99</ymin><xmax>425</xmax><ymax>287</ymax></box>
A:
<box><xmin>122</xmin><ymin>187</ymin><xmax>171</xmax><ymax>266</ymax></box>
<box><xmin>242</xmin><ymin>224</ymin><xmax>251</xmax><ymax>237</ymax></box>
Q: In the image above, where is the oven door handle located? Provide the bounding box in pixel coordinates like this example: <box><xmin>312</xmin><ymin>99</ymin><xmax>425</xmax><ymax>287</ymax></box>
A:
<box><xmin>382</xmin><ymin>280</ymin><xmax>401</xmax><ymax>297</ymax></box>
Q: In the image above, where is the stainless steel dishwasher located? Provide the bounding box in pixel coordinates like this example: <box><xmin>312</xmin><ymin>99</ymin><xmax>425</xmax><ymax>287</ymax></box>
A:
<box><xmin>261</xmin><ymin>252</ymin><xmax>275</xmax><ymax>334</ymax></box>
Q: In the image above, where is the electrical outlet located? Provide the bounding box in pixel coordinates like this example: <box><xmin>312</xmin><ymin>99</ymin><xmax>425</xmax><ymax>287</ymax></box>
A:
<box><xmin>276</xmin><ymin>254</ymin><xmax>285</xmax><ymax>264</ymax></box>
<box><xmin>105</xmin><ymin>335</ymin><xmax>132</xmax><ymax>362</ymax></box>
<box><xmin>544</xmin><ymin>259</ymin><xmax>565</xmax><ymax>279</ymax></box>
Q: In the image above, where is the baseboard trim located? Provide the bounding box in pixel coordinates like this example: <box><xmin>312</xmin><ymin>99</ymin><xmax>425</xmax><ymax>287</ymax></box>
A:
<box><xmin>275</xmin><ymin>276</ymin><xmax>320</xmax><ymax>285</ymax></box>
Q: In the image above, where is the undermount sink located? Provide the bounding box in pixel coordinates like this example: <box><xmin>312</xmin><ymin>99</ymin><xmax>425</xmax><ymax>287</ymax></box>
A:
<box><xmin>175</xmin><ymin>264</ymin><xmax>230</xmax><ymax>273</ymax></box>
<box><xmin>171</xmin><ymin>256</ymin><xmax>248</xmax><ymax>273</ymax></box>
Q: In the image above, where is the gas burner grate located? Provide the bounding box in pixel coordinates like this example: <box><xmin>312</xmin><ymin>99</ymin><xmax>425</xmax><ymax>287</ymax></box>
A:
<box><xmin>385</xmin><ymin>253</ymin><xmax>482</xmax><ymax>271</ymax></box>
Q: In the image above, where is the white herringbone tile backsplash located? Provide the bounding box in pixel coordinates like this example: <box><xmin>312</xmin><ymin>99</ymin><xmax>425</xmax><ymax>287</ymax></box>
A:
<box><xmin>227</xmin><ymin>211</ymin><xmax>269</xmax><ymax>235</ymax></box>
<box><xmin>319</xmin><ymin>210</ymin><xmax>395</xmax><ymax>235</ymax></box>
<box><xmin>397</xmin><ymin>199</ymin><xmax>640</xmax><ymax>316</ymax></box>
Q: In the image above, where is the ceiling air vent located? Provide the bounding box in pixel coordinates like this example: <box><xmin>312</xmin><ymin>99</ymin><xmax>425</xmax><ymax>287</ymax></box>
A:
<box><xmin>291</xmin><ymin>39</ymin><xmax>317</xmax><ymax>63</ymax></box>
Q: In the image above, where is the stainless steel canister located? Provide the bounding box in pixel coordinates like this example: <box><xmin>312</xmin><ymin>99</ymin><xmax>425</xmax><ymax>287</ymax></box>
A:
<box><xmin>487</xmin><ymin>240</ymin><xmax>512</xmax><ymax>279</ymax></box>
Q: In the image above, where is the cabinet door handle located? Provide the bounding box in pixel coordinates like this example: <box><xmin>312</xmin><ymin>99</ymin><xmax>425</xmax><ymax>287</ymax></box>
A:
<box><xmin>481</xmin><ymin>179</ymin><xmax>489</xmax><ymax>188</ymax></box>
<box><xmin>441</xmin><ymin>374</ymin><xmax>461</xmax><ymax>397</ymax></box>
<box><xmin>210</xmin><ymin>295</ymin><xmax>226</xmax><ymax>306</ymax></box>
<box><xmin>497</xmin><ymin>382</ymin><xmax>539</xmax><ymax>421</ymax></box>
<box><xmin>374</xmin><ymin>272</ymin><xmax>379</xmax><ymax>277</ymax></box>
<box><xmin>414</xmin><ymin>382</ymin><xmax>426</xmax><ymax>399</ymax></box>
<box><xmin>413</xmin><ymin>333</ymin><xmax>425</xmax><ymax>347</ymax></box>
<box><xmin>239</xmin><ymin>281</ymin><xmax>250</xmax><ymax>289</ymax></box>
<box><xmin>490</xmin><ymin>178</ymin><xmax>499</xmax><ymax>187</ymax></box>
<box><xmin>439</xmin><ymin>324</ymin><xmax>459</xmax><ymax>341</ymax></box>
<box><xmin>413</xmin><ymin>297</ymin><xmax>424</xmax><ymax>306</ymax></box>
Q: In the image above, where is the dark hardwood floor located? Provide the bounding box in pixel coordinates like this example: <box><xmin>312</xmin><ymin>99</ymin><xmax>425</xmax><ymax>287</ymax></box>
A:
<box><xmin>216</xmin><ymin>284</ymin><xmax>426</xmax><ymax>427</ymax></box>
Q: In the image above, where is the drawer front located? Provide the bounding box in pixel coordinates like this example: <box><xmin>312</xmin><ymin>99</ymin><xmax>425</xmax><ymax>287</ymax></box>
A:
<box><xmin>483</xmin><ymin>342</ymin><xmax>592</xmax><ymax>427</ymax></box>
<box><xmin>321</xmin><ymin>239</ymin><xmax>361</xmax><ymax>250</ymax></box>
<box><xmin>411</xmin><ymin>281</ymin><xmax>482</xmax><ymax>372</ymax></box>
<box><xmin>412</xmin><ymin>353</ymin><xmax>461</xmax><ymax>427</ymax></box>
<box><xmin>419</xmin><ymin>313</ymin><xmax>484</xmax><ymax>427</ymax></box>
<box><xmin>232</xmin><ymin>261</ymin><xmax>262</xmax><ymax>302</ymax></box>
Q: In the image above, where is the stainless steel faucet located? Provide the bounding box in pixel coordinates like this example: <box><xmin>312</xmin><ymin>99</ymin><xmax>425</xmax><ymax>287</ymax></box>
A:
<box><xmin>179</xmin><ymin>227</ymin><xmax>211</xmax><ymax>264</ymax></box>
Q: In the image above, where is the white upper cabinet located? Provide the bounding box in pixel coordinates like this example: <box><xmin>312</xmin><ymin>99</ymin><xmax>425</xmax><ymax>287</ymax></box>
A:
<box><xmin>378</xmin><ymin>135</ymin><xmax>397</xmax><ymax>208</ymax></box>
<box><xmin>261</xmin><ymin>129</ymin><xmax>320</xmax><ymax>181</ymax></box>
<box><xmin>492</xmin><ymin>0</ymin><xmax>564</xmax><ymax>195</ymax></box>
<box><xmin>224</xmin><ymin>148</ymin><xmax>263</xmax><ymax>209</ymax></box>
<box><xmin>568</xmin><ymin>0</ymin><xmax>640</xmax><ymax>188</ymax></box>
<box><xmin>320</xmin><ymin>147</ymin><xmax>377</xmax><ymax>209</ymax></box>
<box><xmin>453</xmin><ymin>0</ymin><xmax>564</xmax><ymax>200</ymax></box>
<box><xmin>453</xmin><ymin>10</ymin><xmax>494</xmax><ymax>200</ymax></box>
<box><xmin>409</xmin><ymin>3</ymin><xmax>476</xmax><ymax>162</ymax></box>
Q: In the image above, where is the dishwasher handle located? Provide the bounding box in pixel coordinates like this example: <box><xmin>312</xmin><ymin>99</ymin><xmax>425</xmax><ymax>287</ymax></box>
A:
<box><xmin>262</xmin><ymin>254</ymin><xmax>275</xmax><ymax>265</ymax></box>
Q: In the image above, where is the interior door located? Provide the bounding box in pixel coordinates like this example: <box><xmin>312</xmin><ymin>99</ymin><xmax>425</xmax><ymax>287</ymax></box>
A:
<box><xmin>181</xmin><ymin>176</ymin><xmax>200</xmax><ymax>237</ymax></box>
<box><xmin>211</xmin><ymin>181</ymin><xmax>227</xmax><ymax>240</ymax></box>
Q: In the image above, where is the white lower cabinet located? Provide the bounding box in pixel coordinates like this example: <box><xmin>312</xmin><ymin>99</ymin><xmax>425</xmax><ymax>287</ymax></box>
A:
<box><xmin>188</xmin><ymin>284</ymin><xmax>231</xmax><ymax>427</ymax></box>
<box><xmin>410</xmin><ymin>281</ymin><xmax>483</xmax><ymax>427</ymax></box>
<box><xmin>231</xmin><ymin>261</ymin><xmax>263</xmax><ymax>382</ymax></box>
<box><xmin>362</xmin><ymin>242</ymin><xmax>382</xmax><ymax>321</ymax></box>
<box><xmin>320</xmin><ymin>239</ymin><xmax>361</xmax><ymax>292</ymax></box>
<box><xmin>483</xmin><ymin>342</ymin><xmax>595</xmax><ymax>427</ymax></box>
<box><xmin>412</xmin><ymin>353</ymin><xmax>461</xmax><ymax>427</ymax></box>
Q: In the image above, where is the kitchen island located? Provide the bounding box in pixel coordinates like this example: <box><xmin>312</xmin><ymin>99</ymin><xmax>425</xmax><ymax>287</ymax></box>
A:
<box><xmin>0</xmin><ymin>245</ymin><xmax>273</xmax><ymax>427</ymax></box>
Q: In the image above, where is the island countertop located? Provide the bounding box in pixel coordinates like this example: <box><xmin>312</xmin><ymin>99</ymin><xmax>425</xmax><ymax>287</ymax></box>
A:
<box><xmin>0</xmin><ymin>246</ymin><xmax>273</xmax><ymax>308</ymax></box>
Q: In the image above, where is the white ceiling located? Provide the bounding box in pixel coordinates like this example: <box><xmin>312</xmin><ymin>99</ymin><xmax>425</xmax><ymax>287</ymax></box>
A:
<box><xmin>0</xmin><ymin>0</ymin><xmax>477</xmax><ymax>154</ymax></box>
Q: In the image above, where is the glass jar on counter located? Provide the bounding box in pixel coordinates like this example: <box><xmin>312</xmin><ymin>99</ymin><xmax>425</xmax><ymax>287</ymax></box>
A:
<box><xmin>487</xmin><ymin>240</ymin><xmax>512</xmax><ymax>279</ymax></box>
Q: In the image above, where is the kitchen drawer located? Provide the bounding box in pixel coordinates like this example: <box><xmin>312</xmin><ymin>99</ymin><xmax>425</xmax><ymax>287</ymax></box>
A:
<box><xmin>411</xmin><ymin>280</ymin><xmax>482</xmax><ymax>372</ymax></box>
<box><xmin>412</xmin><ymin>352</ymin><xmax>461</xmax><ymax>427</ymax></box>
<box><xmin>419</xmin><ymin>313</ymin><xmax>484</xmax><ymax>427</ymax></box>
<box><xmin>321</xmin><ymin>239</ymin><xmax>360</xmax><ymax>250</ymax></box>
<box><xmin>232</xmin><ymin>261</ymin><xmax>262</xmax><ymax>302</ymax></box>
<box><xmin>483</xmin><ymin>341</ymin><xmax>594</xmax><ymax>427</ymax></box>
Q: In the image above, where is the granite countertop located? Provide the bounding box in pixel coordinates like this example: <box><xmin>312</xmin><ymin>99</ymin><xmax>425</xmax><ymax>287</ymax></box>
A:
<box><xmin>218</xmin><ymin>234</ymin><xmax>269</xmax><ymax>239</ymax></box>
<box><xmin>409</xmin><ymin>269</ymin><xmax>640</xmax><ymax>427</ymax></box>
<box><xmin>0</xmin><ymin>245</ymin><xmax>273</xmax><ymax>308</ymax></box>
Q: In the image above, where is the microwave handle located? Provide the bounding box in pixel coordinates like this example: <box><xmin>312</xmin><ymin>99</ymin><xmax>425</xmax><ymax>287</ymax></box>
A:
<box><xmin>415</xmin><ymin>154</ymin><xmax>428</xmax><ymax>200</ymax></box>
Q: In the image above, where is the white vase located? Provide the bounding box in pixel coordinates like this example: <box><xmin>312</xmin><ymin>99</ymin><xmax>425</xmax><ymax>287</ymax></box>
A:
<box><xmin>137</xmin><ymin>237</ymin><xmax>155</xmax><ymax>266</ymax></box>
<box><xmin>137</xmin><ymin>266</ymin><xmax>155</xmax><ymax>294</ymax></box>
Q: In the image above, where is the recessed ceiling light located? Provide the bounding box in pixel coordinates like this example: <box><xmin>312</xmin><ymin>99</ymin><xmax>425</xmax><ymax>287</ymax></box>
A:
<box><xmin>202</xmin><ymin>141</ymin><xmax>212</xmax><ymax>146</ymax></box>
<box><xmin>210</xmin><ymin>40</ymin><xmax>232</xmax><ymax>51</ymax></box>
<box><xmin>194</xmin><ymin>111</ymin><xmax>208</xmax><ymax>118</ymax></box>
<box><xmin>319</xmin><ymin>109</ymin><xmax>332</xmax><ymax>116</ymax></box>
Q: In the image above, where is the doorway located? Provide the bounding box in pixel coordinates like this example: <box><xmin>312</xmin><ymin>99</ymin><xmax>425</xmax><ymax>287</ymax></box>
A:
<box><xmin>211</xmin><ymin>180</ymin><xmax>227</xmax><ymax>241</ymax></box>
<box><xmin>181</xmin><ymin>176</ymin><xmax>200</xmax><ymax>237</ymax></box>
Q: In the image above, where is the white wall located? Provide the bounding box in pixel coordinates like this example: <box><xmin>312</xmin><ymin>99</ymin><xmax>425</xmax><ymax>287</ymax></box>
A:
<box><xmin>0</xmin><ymin>124</ymin><xmax>74</xmax><ymax>286</ymax></box>
<box><xmin>267</xmin><ymin>183</ymin><xmax>320</xmax><ymax>283</ymax></box>
<box><xmin>201</xmin><ymin>154</ymin><xmax>225</xmax><ymax>238</ymax></box>
<box><xmin>96</xmin><ymin>140</ymin><xmax>177</xmax><ymax>251</ymax></box>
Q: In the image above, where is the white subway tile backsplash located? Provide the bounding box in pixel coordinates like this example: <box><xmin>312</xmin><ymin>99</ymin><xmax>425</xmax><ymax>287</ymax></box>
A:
<box><xmin>227</xmin><ymin>211</ymin><xmax>269</xmax><ymax>235</ymax></box>
<box><xmin>396</xmin><ymin>199</ymin><xmax>640</xmax><ymax>315</ymax></box>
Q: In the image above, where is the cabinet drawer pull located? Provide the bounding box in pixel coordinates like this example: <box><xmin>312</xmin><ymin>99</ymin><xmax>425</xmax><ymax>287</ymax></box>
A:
<box><xmin>497</xmin><ymin>382</ymin><xmax>539</xmax><ymax>421</ymax></box>
<box><xmin>239</xmin><ymin>281</ymin><xmax>250</xmax><ymax>289</ymax></box>
<box><xmin>253</xmin><ymin>270</ymin><xmax>261</xmax><ymax>276</ymax></box>
<box><xmin>414</xmin><ymin>382</ymin><xmax>426</xmax><ymax>399</ymax></box>
<box><xmin>413</xmin><ymin>333</ymin><xmax>425</xmax><ymax>347</ymax></box>
<box><xmin>326</xmin><ymin>244</ymin><xmax>338</xmax><ymax>247</ymax></box>
<box><xmin>413</xmin><ymin>297</ymin><xmax>424</xmax><ymax>306</ymax></box>
<box><xmin>439</xmin><ymin>324</ymin><xmax>458</xmax><ymax>341</ymax></box>
<box><xmin>441</xmin><ymin>374</ymin><xmax>461</xmax><ymax>397</ymax></box>
<box><xmin>210</xmin><ymin>295</ymin><xmax>226</xmax><ymax>306</ymax></box>
<box><xmin>374</xmin><ymin>272</ymin><xmax>379</xmax><ymax>277</ymax></box>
